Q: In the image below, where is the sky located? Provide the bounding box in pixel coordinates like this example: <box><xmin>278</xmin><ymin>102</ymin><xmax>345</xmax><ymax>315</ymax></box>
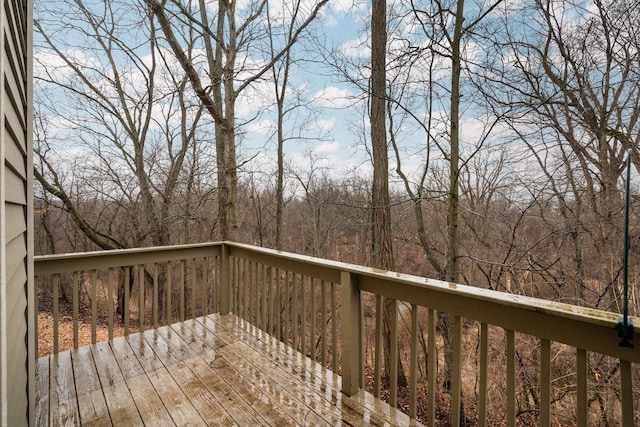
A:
<box><xmin>32</xmin><ymin>0</ymin><xmax>572</xmax><ymax>198</ymax></box>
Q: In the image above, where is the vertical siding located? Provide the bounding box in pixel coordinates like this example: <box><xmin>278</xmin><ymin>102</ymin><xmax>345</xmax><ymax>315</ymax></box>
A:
<box><xmin>0</xmin><ymin>0</ymin><xmax>32</xmax><ymax>425</ymax></box>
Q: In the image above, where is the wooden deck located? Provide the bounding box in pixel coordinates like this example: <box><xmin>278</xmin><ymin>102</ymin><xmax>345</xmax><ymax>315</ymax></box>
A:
<box><xmin>35</xmin><ymin>314</ymin><xmax>422</xmax><ymax>426</ymax></box>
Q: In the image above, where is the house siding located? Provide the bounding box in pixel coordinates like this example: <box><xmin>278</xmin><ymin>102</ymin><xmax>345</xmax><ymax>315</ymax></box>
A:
<box><xmin>1</xmin><ymin>0</ymin><xmax>32</xmax><ymax>425</ymax></box>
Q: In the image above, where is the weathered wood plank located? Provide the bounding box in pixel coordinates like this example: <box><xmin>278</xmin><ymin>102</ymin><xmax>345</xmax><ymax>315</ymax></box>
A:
<box><xmin>209</xmin><ymin>332</ymin><xmax>342</xmax><ymax>424</ymax></box>
<box><xmin>176</xmin><ymin>320</ymin><xmax>331</xmax><ymax>424</ymax></box>
<box><xmin>49</xmin><ymin>351</ymin><xmax>80</xmax><ymax>427</ymax></box>
<box><xmin>125</xmin><ymin>374</ymin><xmax>175</xmax><ymax>427</ymax></box>
<box><xmin>109</xmin><ymin>336</ymin><xmax>145</xmax><ymax>380</ymax></box>
<box><xmin>70</xmin><ymin>346</ymin><xmax>110</xmax><ymax>426</ymax></box>
<box><xmin>143</xmin><ymin>362</ymin><xmax>206</xmax><ymax>425</ymax></box>
<box><xmin>215</xmin><ymin>321</ymin><xmax>397</xmax><ymax>426</ymax></box>
<box><xmin>109</xmin><ymin>337</ymin><xmax>174</xmax><ymax>426</ymax></box>
<box><xmin>155</xmin><ymin>324</ymin><xmax>261</xmax><ymax>425</ymax></box>
<box><xmin>124</xmin><ymin>332</ymin><xmax>165</xmax><ymax>373</ymax></box>
<box><xmin>35</xmin><ymin>357</ymin><xmax>50</xmax><ymax>427</ymax></box>
<box><xmin>139</xmin><ymin>328</ymin><xmax>211</xmax><ymax>425</ymax></box>
<box><xmin>214</xmin><ymin>314</ymin><xmax>423</xmax><ymax>426</ymax></box>
<box><xmin>37</xmin><ymin>313</ymin><xmax>425</xmax><ymax>426</ymax></box>
<box><xmin>214</xmin><ymin>314</ymin><xmax>342</xmax><ymax>392</ymax></box>
<box><xmin>90</xmin><ymin>341</ymin><xmax>143</xmax><ymax>425</ymax></box>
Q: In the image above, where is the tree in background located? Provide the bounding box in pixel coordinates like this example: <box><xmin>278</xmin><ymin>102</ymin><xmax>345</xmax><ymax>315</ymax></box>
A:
<box><xmin>146</xmin><ymin>0</ymin><xmax>328</xmax><ymax>241</ymax></box>
<box><xmin>479</xmin><ymin>0</ymin><xmax>640</xmax><ymax>306</ymax></box>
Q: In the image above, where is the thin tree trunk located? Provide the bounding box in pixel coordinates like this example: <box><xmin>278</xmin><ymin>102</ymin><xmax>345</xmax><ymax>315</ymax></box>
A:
<box><xmin>371</xmin><ymin>0</ymin><xmax>408</xmax><ymax>391</ymax></box>
<box><xmin>444</xmin><ymin>0</ymin><xmax>466</xmax><ymax>423</ymax></box>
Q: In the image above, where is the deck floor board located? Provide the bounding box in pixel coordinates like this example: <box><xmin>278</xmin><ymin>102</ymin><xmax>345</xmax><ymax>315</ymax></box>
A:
<box><xmin>36</xmin><ymin>314</ymin><xmax>423</xmax><ymax>426</ymax></box>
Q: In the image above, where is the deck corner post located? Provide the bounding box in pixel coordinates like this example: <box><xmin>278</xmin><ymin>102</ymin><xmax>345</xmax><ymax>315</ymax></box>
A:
<box><xmin>220</xmin><ymin>242</ymin><xmax>231</xmax><ymax>315</ymax></box>
<box><xmin>341</xmin><ymin>270</ymin><xmax>361</xmax><ymax>396</ymax></box>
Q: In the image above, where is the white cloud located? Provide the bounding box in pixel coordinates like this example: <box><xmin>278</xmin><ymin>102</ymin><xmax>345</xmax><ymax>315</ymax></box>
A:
<box><xmin>34</xmin><ymin>49</ymin><xmax>96</xmax><ymax>81</ymax></box>
<box><xmin>312</xmin><ymin>118</ymin><xmax>336</xmax><ymax>133</ymax></box>
<box><xmin>314</xmin><ymin>141</ymin><xmax>340</xmax><ymax>153</ymax></box>
<box><xmin>312</xmin><ymin>86</ymin><xmax>353</xmax><ymax>108</ymax></box>
<box><xmin>340</xmin><ymin>34</ymin><xmax>370</xmax><ymax>59</ymax></box>
<box><xmin>247</xmin><ymin>119</ymin><xmax>276</xmax><ymax>135</ymax></box>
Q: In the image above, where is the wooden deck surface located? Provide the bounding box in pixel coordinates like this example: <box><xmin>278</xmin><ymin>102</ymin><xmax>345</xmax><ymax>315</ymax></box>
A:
<box><xmin>36</xmin><ymin>314</ymin><xmax>422</xmax><ymax>426</ymax></box>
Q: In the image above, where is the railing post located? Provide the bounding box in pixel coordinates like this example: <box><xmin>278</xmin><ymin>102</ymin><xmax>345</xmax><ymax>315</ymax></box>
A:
<box><xmin>220</xmin><ymin>243</ymin><xmax>231</xmax><ymax>315</ymax></box>
<box><xmin>341</xmin><ymin>270</ymin><xmax>361</xmax><ymax>396</ymax></box>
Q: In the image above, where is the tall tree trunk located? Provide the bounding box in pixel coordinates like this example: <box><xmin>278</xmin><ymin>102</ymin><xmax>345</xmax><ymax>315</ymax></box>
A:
<box><xmin>442</xmin><ymin>0</ymin><xmax>466</xmax><ymax>423</ymax></box>
<box><xmin>371</xmin><ymin>0</ymin><xmax>408</xmax><ymax>391</ymax></box>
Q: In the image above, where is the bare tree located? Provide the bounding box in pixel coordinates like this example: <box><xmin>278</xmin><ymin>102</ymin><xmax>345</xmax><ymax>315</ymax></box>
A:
<box><xmin>480</xmin><ymin>0</ymin><xmax>640</xmax><ymax>307</ymax></box>
<box><xmin>146</xmin><ymin>0</ymin><xmax>329</xmax><ymax>241</ymax></box>
<box><xmin>34</xmin><ymin>0</ymin><xmax>215</xmax><ymax>319</ymax></box>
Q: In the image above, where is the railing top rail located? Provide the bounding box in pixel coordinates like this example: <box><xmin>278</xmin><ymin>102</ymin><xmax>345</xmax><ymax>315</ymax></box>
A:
<box><xmin>34</xmin><ymin>241</ymin><xmax>640</xmax><ymax>361</ymax></box>
<box><xmin>224</xmin><ymin>241</ymin><xmax>618</xmax><ymax>323</ymax></box>
<box><xmin>225</xmin><ymin>241</ymin><xmax>640</xmax><ymax>362</ymax></box>
<box><xmin>34</xmin><ymin>242</ymin><xmax>222</xmax><ymax>275</ymax></box>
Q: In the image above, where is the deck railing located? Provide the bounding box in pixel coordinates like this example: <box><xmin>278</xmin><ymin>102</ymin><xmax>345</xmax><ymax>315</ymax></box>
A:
<box><xmin>35</xmin><ymin>242</ymin><xmax>640</xmax><ymax>426</ymax></box>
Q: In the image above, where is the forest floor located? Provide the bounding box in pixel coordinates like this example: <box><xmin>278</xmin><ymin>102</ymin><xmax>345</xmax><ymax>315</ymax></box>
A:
<box><xmin>37</xmin><ymin>313</ymin><xmax>125</xmax><ymax>357</ymax></box>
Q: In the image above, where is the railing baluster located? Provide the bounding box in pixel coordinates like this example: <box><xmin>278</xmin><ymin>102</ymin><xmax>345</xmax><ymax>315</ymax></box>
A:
<box><xmin>620</xmin><ymin>359</ymin><xmax>633</xmax><ymax>427</ymax></box>
<box><xmin>252</xmin><ymin>260</ymin><xmax>257</xmax><ymax>327</ymax></box>
<box><xmin>124</xmin><ymin>266</ymin><xmax>130</xmax><ymax>335</ymax></box>
<box><xmin>390</xmin><ymin>299</ymin><xmax>399</xmax><ymax>407</ymax></box>
<box><xmin>153</xmin><ymin>263</ymin><xmax>158</xmax><ymax>329</ymax></box>
<box><xmin>239</xmin><ymin>258</ymin><xmax>245</xmax><ymax>320</ymax></box>
<box><xmin>331</xmin><ymin>281</ymin><xmax>338</xmax><ymax>374</ymax></box>
<box><xmin>250</xmin><ymin>260</ymin><xmax>255</xmax><ymax>325</ymax></box>
<box><xmin>275</xmin><ymin>268</ymin><xmax>281</xmax><ymax>341</ymax></box>
<box><xmin>341</xmin><ymin>271</ymin><xmax>360</xmax><ymax>396</ymax></box>
<box><xmin>506</xmin><ymin>329</ymin><xmax>516</xmax><ymax>427</ymax></box>
<box><xmin>244</xmin><ymin>259</ymin><xmax>249</xmax><ymax>324</ymax></box>
<box><xmin>268</xmin><ymin>266</ymin><xmax>274</xmax><ymax>335</ymax></box>
<box><xmin>577</xmin><ymin>348</ymin><xmax>587</xmax><ymax>426</ymax></box>
<box><xmin>107</xmin><ymin>268</ymin><xmax>114</xmax><ymax>341</ymax></box>
<box><xmin>540</xmin><ymin>338</ymin><xmax>551</xmax><ymax>427</ymax></box>
<box><xmin>53</xmin><ymin>274</ymin><xmax>59</xmax><ymax>355</ymax></box>
<box><xmin>72</xmin><ymin>271</ymin><xmax>79</xmax><ymax>349</ymax></box>
<box><xmin>255</xmin><ymin>261</ymin><xmax>261</xmax><ymax>329</ymax></box>
<box><xmin>428</xmin><ymin>308</ymin><xmax>436</xmax><ymax>427</ymax></box>
<box><xmin>138</xmin><ymin>265</ymin><xmax>145</xmax><ymax>333</ymax></box>
<box><xmin>254</xmin><ymin>261</ymin><xmax>260</xmax><ymax>327</ymax></box>
<box><xmin>292</xmin><ymin>273</ymin><xmax>298</xmax><ymax>351</ymax></box>
<box><xmin>321</xmin><ymin>279</ymin><xmax>327</xmax><ymax>367</ymax></box>
<box><xmin>235</xmin><ymin>256</ymin><xmax>240</xmax><ymax>315</ymax></box>
<box><xmin>91</xmin><ymin>269</ymin><xmax>98</xmax><ymax>344</ymax></box>
<box><xmin>452</xmin><ymin>315</ymin><xmax>462</xmax><ymax>426</ymax></box>
<box><xmin>262</xmin><ymin>264</ymin><xmax>268</xmax><ymax>332</ymax></box>
<box><xmin>409</xmin><ymin>304</ymin><xmax>418</xmax><ymax>418</ymax></box>
<box><xmin>258</xmin><ymin>264</ymin><xmax>263</xmax><ymax>331</ymax></box>
<box><xmin>311</xmin><ymin>278</ymin><xmax>317</xmax><ymax>362</ymax></box>
<box><xmin>215</xmin><ymin>255</ymin><xmax>221</xmax><ymax>313</ymax></box>
<box><xmin>359</xmin><ymin>292</ymin><xmax>365</xmax><ymax>390</ymax></box>
<box><xmin>202</xmin><ymin>256</ymin><xmax>209</xmax><ymax>316</ymax></box>
<box><xmin>374</xmin><ymin>294</ymin><xmax>383</xmax><ymax>397</ymax></box>
<box><xmin>230</xmin><ymin>256</ymin><xmax>237</xmax><ymax>314</ymax></box>
<box><xmin>301</xmin><ymin>275</ymin><xmax>307</xmax><ymax>355</ymax></box>
<box><xmin>284</xmin><ymin>270</ymin><xmax>290</xmax><ymax>345</ymax></box>
<box><xmin>190</xmin><ymin>258</ymin><xmax>197</xmax><ymax>319</ymax></box>
<box><xmin>479</xmin><ymin>323</ymin><xmax>489</xmax><ymax>427</ymax></box>
<box><xmin>222</xmin><ymin>256</ymin><xmax>226</xmax><ymax>314</ymax></box>
<box><xmin>166</xmin><ymin>261</ymin><xmax>172</xmax><ymax>324</ymax></box>
<box><xmin>179</xmin><ymin>260</ymin><xmax>185</xmax><ymax>322</ymax></box>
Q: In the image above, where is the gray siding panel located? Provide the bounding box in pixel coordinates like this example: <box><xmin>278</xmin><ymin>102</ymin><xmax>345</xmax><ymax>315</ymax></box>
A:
<box><xmin>6</xmin><ymin>233</ymin><xmax>26</xmax><ymax>282</ymax></box>
<box><xmin>5</xmin><ymin>203</ymin><xmax>25</xmax><ymax>242</ymax></box>
<box><xmin>4</xmin><ymin>165</ymin><xmax>26</xmax><ymax>204</ymax></box>
<box><xmin>5</xmin><ymin>133</ymin><xmax>25</xmax><ymax>178</ymax></box>
<box><xmin>4</xmin><ymin>91</ymin><xmax>25</xmax><ymax>148</ymax></box>
<box><xmin>1</xmin><ymin>0</ymin><xmax>30</xmax><ymax>425</ymax></box>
